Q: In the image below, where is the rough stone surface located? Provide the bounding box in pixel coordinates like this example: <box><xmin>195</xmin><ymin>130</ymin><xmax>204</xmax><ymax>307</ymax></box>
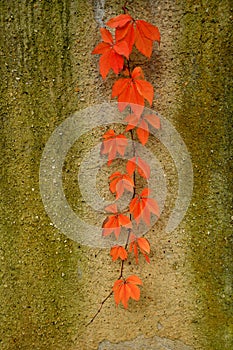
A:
<box><xmin>98</xmin><ymin>335</ymin><xmax>194</xmax><ymax>350</ymax></box>
<box><xmin>1</xmin><ymin>0</ymin><xmax>232</xmax><ymax>350</ymax></box>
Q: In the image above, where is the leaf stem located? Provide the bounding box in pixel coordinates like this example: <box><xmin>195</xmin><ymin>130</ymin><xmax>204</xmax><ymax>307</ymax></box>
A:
<box><xmin>122</xmin><ymin>1</ymin><xmax>128</xmax><ymax>14</ymax></box>
<box><xmin>127</xmin><ymin>58</ymin><xmax>132</xmax><ymax>77</ymax></box>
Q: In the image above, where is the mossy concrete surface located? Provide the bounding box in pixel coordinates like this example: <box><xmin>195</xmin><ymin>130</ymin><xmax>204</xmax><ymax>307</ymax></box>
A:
<box><xmin>1</xmin><ymin>1</ymin><xmax>232</xmax><ymax>349</ymax></box>
<box><xmin>176</xmin><ymin>1</ymin><xmax>233</xmax><ymax>349</ymax></box>
<box><xmin>1</xmin><ymin>1</ymin><xmax>94</xmax><ymax>349</ymax></box>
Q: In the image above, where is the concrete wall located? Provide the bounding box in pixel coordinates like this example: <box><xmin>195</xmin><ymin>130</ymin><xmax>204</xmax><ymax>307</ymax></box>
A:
<box><xmin>1</xmin><ymin>1</ymin><xmax>232</xmax><ymax>349</ymax></box>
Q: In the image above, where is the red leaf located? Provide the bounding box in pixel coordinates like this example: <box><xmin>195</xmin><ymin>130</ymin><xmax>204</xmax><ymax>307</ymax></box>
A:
<box><xmin>129</xmin><ymin>234</ymin><xmax>150</xmax><ymax>264</ymax></box>
<box><xmin>101</xmin><ymin>130</ymin><xmax>128</xmax><ymax>165</ymax></box>
<box><xmin>125</xmin><ymin>114</ymin><xmax>160</xmax><ymax>144</ymax></box>
<box><xmin>107</xmin><ymin>15</ymin><xmax>160</xmax><ymax>58</ymax></box>
<box><xmin>129</xmin><ymin>188</ymin><xmax>159</xmax><ymax>225</ymax></box>
<box><xmin>134</xmin><ymin>79</ymin><xmax>154</xmax><ymax>105</ymax></box>
<box><xmin>112</xmin><ymin>67</ymin><xmax>154</xmax><ymax>113</ymax></box>
<box><xmin>126</xmin><ymin>156</ymin><xmax>150</xmax><ymax>179</ymax></box>
<box><xmin>129</xmin><ymin>196</ymin><xmax>146</xmax><ymax>225</ymax></box>
<box><xmin>126</xmin><ymin>157</ymin><xmax>136</xmax><ymax>175</ymax></box>
<box><xmin>125</xmin><ymin>114</ymin><xmax>141</xmax><ymax>131</ymax></box>
<box><xmin>109</xmin><ymin>172</ymin><xmax>134</xmax><ymax>199</ymax></box>
<box><xmin>137</xmin><ymin>237</ymin><xmax>150</xmax><ymax>254</ymax></box>
<box><xmin>116</xmin><ymin>22</ymin><xmax>135</xmax><ymax>53</ymax></box>
<box><xmin>137</xmin><ymin>157</ymin><xmax>150</xmax><ymax>179</ymax></box>
<box><xmin>110</xmin><ymin>246</ymin><xmax>128</xmax><ymax>261</ymax></box>
<box><xmin>107</xmin><ymin>14</ymin><xmax>135</xmax><ymax>54</ymax></box>
<box><xmin>102</xmin><ymin>211</ymin><xmax>132</xmax><ymax>239</ymax></box>
<box><xmin>136</xmin><ymin>20</ymin><xmax>160</xmax><ymax>42</ymax></box>
<box><xmin>113</xmin><ymin>275</ymin><xmax>142</xmax><ymax>308</ymax></box>
<box><xmin>92</xmin><ymin>28</ymin><xmax>129</xmax><ymax>79</ymax></box>
<box><xmin>104</xmin><ymin>203</ymin><xmax>118</xmax><ymax>213</ymax></box>
<box><xmin>100</xmin><ymin>27</ymin><xmax>113</xmax><ymax>43</ymax></box>
<box><xmin>143</xmin><ymin>114</ymin><xmax>160</xmax><ymax>129</ymax></box>
<box><xmin>136</xmin><ymin>119</ymin><xmax>149</xmax><ymax>145</ymax></box>
<box><xmin>135</xmin><ymin>20</ymin><xmax>160</xmax><ymax>58</ymax></box>
<box><xmin>106</xmin><ymin>14</ymin><xmax>132</xmax><ymax>28</ymax></box>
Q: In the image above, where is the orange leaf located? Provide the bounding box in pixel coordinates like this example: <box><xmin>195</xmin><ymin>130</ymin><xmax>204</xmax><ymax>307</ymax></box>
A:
<box><xmin>92</xmin><ymin>42</ymin><xmax>110</xmax><ymax>55</ymax></box>
<box><xmin>126</xmin><ymin>157</ymin><xmax>136</xmax><ymax>175</ymax></box>
<box><xmin>110</xmin><ymin>246</ymin><xmax>128</xmax><ymax>261</ymax></box>
<box><xmin>136</xmin><ymin>20</ymin><xmax>160</xmax><ymax>42</ymax></box>
<box><xmin>100</xmin><ymin>27</ymin><xmax>113</xmax><ymax>43</ymax></box>
<box><xmin>102</xmin><ymin>205</ymin><xmax>132</xmax><ymax>239</ymax></box>
<box><xmin>112</xmin><ymin>275</ymin><xmax>142</xmax><ymax>308</ymax></box>
<box><xmin>129</xmin><ymin>196</ymin><xmax>146</xmax><ymax>225</ymax></box>
<box><xmin>92</xmin><ymin>28</ymin><xmax>129</xmax><ymax>79</ymax></box>
<box><xmin>129</xmin><ymin>235</ymin><xmax>150</xmax><ymax>264</ymax></box>
<box><xmin>126</xmin><ymin>275</ymin><xmax>143</xmax><ymax>285</ymax></box>
<box><xmin>104</xmin><ymin>203</ymin><xmax>118</xmax><ymax>213</ymax></box>
<box><xmin>107</xmin><ymin>15</ymin><xmax>160</xmax><ymax>58</ymax></box>
<box><xmin>118</xmin><ymin>214</ymin><xmax>132</xmax><ymax>227</ymax></box>
<box><xmin>107</xmin><ymin>14</ymin><xmax>135</xmax><ymax>54</ymax></box>
<box><xmin>125</xmin><ymin>114</ymin><xmax>141</xmax><ymax>131</ymax></box>
<box><xmin>113</xmin><ymin>41</ymin><xmax>129</xmax><ymax>58</ymax></box>
<box><xmin>112</xmin><ymin>78</ymin><xmax>130</xmax><ymax>99</ymax></box>
<box><xmin>137</xmin><ymin>157</ymin><xmax>150</xmax><ymax>179</ymax></box>
<box><xmin>136</xmin><ymin>119</ymin><xmax>149</xmax><ymax>145</ymax></box>
<box><xmin>127</xmin><ymin>283</ymin><xmax>140</xmax><ymax>301</ymax></box>
<box><xmin>141</xmin><ymin>197</ymin><xmax>160</xmax><ymax>225</ymax></box>
<box><xmin>135</xmin><ymin>20</ymin><xmax>160</xmax><ymax>58</ymax></box>
<box><xmin>138</xmin><ymin>237</ymin><xmax>150</xmax><ymax>254</ymax></box>
<box><xmin>140</xmin><ymin>188</ymin><xmax>150</xmax><ymax>197</ymax></box>
<box><xmin>131</xmin><ymin>66</ymin><xmax>144</xmax><ymax>79</ymax></box>
<box><xmin>112</xmin><ymin>67</ymin><xmax>153</xmax><ymax>113</ymax></box>
<box><xmin>101</xmin><ymin>130</ymin><xmax>128</xmax><ymax>165</ymax></box>
<box><xmin>99</xmin><ymin>50</ymin><xmax>122</xmax><ymax>80</ymax></box>
<box><xmin>109</xmin><ymin>172</ymin><xmax>134</xmax><ymax>199</ymax></box>
<box><xmin>106</xmin><ymin>14</ymin><xmax>132</xmax><ymax>28</ymax></box>
<box><xmin>116</xmin><ymin>22</ymin><xmax>135</xmax><ymax>53</ymax></box>
<box><xmin>126</xmin><ymin>156</ymin><xmax>150</xmax><ymax>179</ymax></box>
<box><xmin>125</xmin><ymin>123</ymin><xmax>135</xmax><ymax>132</ymax></box>
<box><xmin>102</xmin><ymin>214</ymin><xmax>131</xmax><ymax>239</ymax></box>
<box><xmin>134</xmin><ymin>79</ymin><xmax>154</xmax><ymax>105</ymax></box>
<box><xmin>143</xmin><ymin>114</ymin><xmax>160</xmax><ymax>129</ymax></box>
<box><xmin>125</xmin><ymin>114</ymin><xmax>160</xmax><ymax>144</ymax></box>
<box><xmin>129</xmin><ymin>188</ymin><xmax>159</xmax><ymax>225</ymax></box>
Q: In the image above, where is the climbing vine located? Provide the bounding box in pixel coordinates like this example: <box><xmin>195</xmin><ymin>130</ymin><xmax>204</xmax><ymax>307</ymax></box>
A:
<box><xmin>88</xmin><ymin>4</ymin><xmax>160</xmax><ymax>324</ymax></box>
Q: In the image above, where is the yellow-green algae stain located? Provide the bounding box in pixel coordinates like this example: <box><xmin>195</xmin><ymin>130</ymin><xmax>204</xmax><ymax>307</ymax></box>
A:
<box><xmin>0</xmin><ymin>1</ymin><xmax>96</xmax><ymax>349</ymax></box>
<box><xmin>176</xmin><ymin>1</ymin><xmax>233</xmax><ymax>349</ymax></box>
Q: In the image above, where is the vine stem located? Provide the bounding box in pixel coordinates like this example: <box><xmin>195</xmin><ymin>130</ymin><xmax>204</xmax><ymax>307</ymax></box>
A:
<box><xmin>119</xmin><ymin>124</ymin><xmax>136</xmax><ymax>278</ymax></box>
<box><xmin>86</xmin><ymin>118</ymin><xmax>137</xmax><ymax>327</ymax></box>
<box><xmin>86</xmin><ymin>290</ymin><xmax>113</xmax><ymax>326</ymax></box>
<box><xmin>122</xmin><ymin>1</ymin><xmax>128</xmax><ymax>14</ymax></box>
